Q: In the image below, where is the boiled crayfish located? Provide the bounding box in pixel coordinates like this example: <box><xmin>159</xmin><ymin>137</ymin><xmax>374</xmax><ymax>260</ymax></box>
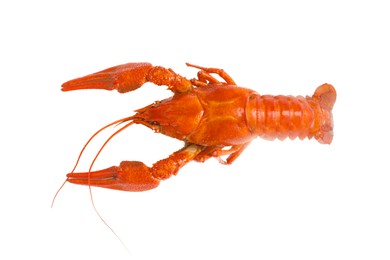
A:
<box><xmin>62</xmin><ymin>62</ymin><xmax>336</xmax><ymax>192</ymax></box>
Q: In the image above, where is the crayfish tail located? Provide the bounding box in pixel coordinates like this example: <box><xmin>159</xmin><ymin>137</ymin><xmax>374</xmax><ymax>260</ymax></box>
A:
<box><xmin>313</xmin><ymin>83</ymin><xmax>337</xmax><ymax>111</ymax></box>
<box><xmin>250</xmin><ymin>83</ymin><xmax>336</xmax><ymax>144</ymax></box>
<box><xmin>312</xmin><ymin>83</ymin><xmax>337</xmax><ymax>144</ymax></box>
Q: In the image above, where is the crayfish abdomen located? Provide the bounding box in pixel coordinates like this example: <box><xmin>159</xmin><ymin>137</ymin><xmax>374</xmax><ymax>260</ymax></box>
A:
<box><xmin>251</xmin><ymin>83</ymin><xmax>335</xmax><ymax>144</ymax></box>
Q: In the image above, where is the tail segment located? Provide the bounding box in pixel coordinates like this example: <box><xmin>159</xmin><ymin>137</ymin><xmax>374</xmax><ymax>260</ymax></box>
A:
<box><xmin>312</xmin><ymin>83</ymin><xmax>337</xmax><ymax>144</ymax></box>
<box><xmin>313</xmin><ymin>83</ymin><xmax>337</xmax><ymax>111</ymax></box>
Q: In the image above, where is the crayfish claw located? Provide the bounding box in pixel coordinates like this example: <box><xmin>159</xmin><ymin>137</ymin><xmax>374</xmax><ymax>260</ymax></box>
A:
<box><xmin>67</xmin><ymin>161</ymin><xmax>160</xmax><ymax>192</ymax></box>
<box><xmin>62</xmin><ymin>63</ymin><xmax>153</xmax><ymax>93</ymax></box>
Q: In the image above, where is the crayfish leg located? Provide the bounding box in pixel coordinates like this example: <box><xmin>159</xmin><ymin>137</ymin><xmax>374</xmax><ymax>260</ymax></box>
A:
<box><xmin>186</xmin><ymin>63</ymin><xmax>237</xmax><ymax>86</ymax></box>
<box><xmin>194</xmin><ymin>143</ymin><xmax>251</xmax><ymax>165</ymax></box>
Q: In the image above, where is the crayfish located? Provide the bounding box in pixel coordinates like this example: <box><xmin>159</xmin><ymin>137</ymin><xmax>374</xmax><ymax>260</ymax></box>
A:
<box><xmin>62</xmin><ymin>63</ymin><xmax>336</xmax><ymax>192</ymax></box>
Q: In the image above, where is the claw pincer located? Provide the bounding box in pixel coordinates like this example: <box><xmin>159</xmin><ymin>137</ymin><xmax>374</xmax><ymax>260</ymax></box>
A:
<box><xmin>67</xmin><ymin>162</ymin><xmax>159</xmax><ymax>192</ymax></box>
<box><xmin>62</xmin><ymin>62</ymin><xmax>336</xmax><ymax>192</ymax></box>
<box><xmin>62</xmin><ymin>63</ymin><xmax>154</xmax><ymax>93</ymax></box>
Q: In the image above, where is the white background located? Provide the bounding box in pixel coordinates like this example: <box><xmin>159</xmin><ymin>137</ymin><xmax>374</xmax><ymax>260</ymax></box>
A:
<box><xmin>1</xmin><ymin>1</ymin><xmax>389</xmax><ymax>259</ymax></box>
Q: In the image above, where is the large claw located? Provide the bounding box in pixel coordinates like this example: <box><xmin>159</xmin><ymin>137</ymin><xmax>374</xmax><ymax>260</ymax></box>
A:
<box><xmin>61</xmin><ymin>63</ymin><xmax>153</xmax><ymax>93</ymax></box>
<box><xmin>62</xmin><ymin>62</ymin><xmax>194</xmax><ymax>94</ymax></box>
<box><xmin>67</xmin><ymin>161</ymin><xmax>160</xmax><ymax>192</ymax></box>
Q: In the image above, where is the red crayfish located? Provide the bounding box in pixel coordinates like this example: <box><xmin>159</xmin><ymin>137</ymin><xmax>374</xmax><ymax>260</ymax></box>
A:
<box><xmin>62</xmin><ymin>62</ymin><xmax>336</xmax><ymax>192</ymax></box>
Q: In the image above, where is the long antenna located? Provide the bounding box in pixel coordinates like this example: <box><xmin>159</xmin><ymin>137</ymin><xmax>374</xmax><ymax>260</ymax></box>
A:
<box><xmin>86</xmin><ymin>121</ymin><xmax>135</xmax><ymax>254</ymax></box>
<box><xmin>51</xmin><ymin>116</ymin><xmax>133</xmax><ymax>207</ymax></box>
<box><xmin>52</xmin><ymin>116</ymin><xmax>135</xmax><ymax>255</ymax></box>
